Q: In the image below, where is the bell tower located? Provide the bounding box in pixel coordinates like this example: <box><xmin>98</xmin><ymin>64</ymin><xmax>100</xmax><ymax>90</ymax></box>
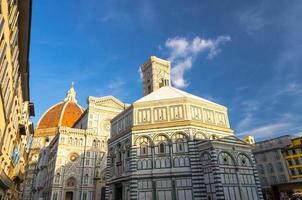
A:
<box><xmin>141</xmin><ymin>56</ymin><xmax>171</xmax><ymax>96</ymax></box>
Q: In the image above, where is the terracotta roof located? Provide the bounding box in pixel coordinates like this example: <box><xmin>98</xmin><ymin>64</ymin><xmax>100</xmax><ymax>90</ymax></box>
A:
<box><xmin>61</xmin><ymin>102</ymin><xmax>83</xmax><ymax>127</ymax></box>
<box><xmin>36</xmin><ymin>101</ymin><xmax>83</xmax><ymax>130</ymax></box>
<box><xmin>36</xmin><ymin>83</ymin><xmax>84</xmax><ymax>130</ymax></box>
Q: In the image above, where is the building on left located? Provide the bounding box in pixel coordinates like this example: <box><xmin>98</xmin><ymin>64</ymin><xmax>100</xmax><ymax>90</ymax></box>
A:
<box><xmin>0</xmin><ymin>0</ymin><xmax>34</xmax><ymax>200</ymax></box>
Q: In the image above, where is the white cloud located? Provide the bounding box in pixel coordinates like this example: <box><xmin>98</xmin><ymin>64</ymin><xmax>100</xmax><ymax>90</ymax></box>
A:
<box><xmin>164</xmin><ymin>35</ymin><xmax>231</xmax><ymax>88</ymax></box>
<box><xmin>237</xmin><ymin>123</ymin><xmax>291</xmax><ymax>139</ymax></box>
<box><xmin>295</xmin><ymin>132</ymin><xmax>302</xmax><ymax>137</ymax></box>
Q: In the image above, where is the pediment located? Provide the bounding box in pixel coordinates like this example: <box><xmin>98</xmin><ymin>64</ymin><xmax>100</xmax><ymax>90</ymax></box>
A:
<box><xmin>88</xmin><ymin>96</ymin><xmax>126</xmax><ymax>110</ymax></box>
<box><xmin>216</xmin><ymin>135</ymin><xmax>251</xmax><ymax>146</ymax></box>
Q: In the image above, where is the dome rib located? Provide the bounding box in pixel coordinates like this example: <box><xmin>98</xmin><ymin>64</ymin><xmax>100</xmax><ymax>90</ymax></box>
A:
<box><xmin>36</xmin><ymin>101</ymin><xmax>83</xmax><ymax>130</ymax></box>
<box><xmin>36</xmin><ymin>102</ymin><xmax>65</xmax><ymax>129</ymax></box>
<box><xmin>60</xmin><ymin>102</ymin><xmax>84</xmax><ymax>127</ymax></box>
<box><xmin>36</xmin><ymin>83</ymin><xmax>84</xmax><ymax>130</ymax></box>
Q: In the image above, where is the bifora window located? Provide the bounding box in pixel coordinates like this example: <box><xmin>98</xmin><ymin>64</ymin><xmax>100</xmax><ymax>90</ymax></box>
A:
<box><xmin>141</xmin><ymin>143</ymin><xmax>148</xmax><ymax>155</ymax></box>
<box><xmin>154</xmin><ymin>135</ymin><xmax>169</xmax><ymax>154</ymax></box>
<box><xmin>84</xmin><ymin>174</ymin><xmax>89</xmax><ymax>184</ymax></box>
<box><xmin>172</xmin><ymin>133</ymin><xmax>188</xmax><ymax>153</ymax></box>
<box><xmin>136</xmin><ymin>136</ymin><xmax>151</xmax><ymax>156</ymax></box>
<box><xmin>159</xmin><ymin>142</ymin><xmax>165</xmax><ymax>154</ymax></box>
<box><xmin>177</xmin><ymin>139</ymin><xmax>185</xmax><ymax>152</ymax></box>
<box><xmin>55</xmin><ymin>173</ymin><xmax>60</xmax><ymax>183</ymax></box>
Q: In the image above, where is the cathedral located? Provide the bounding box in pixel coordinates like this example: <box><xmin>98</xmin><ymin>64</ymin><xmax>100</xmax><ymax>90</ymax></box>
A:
<box><xmin>22</xmin><ymin>56</ymin><xmax>263</xmax><ymax>200</ymax></box>
<box><xmin>106</xmin><ymin>56</ymin><xmax>264</xmax><ymax>200</ymax></box>
<box><xmin>22</xmin><ymin>84</ymin><xmax>127</xmax><ymax>200</ymax></box>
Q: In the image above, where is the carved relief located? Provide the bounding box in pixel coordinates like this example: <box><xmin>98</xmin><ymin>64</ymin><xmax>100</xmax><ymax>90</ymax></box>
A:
<box><xmin>170</xmin><ymin>105</ymin><xmax>184</xmax><ymax>120</ymax></box>
<box><xmin>216</xmin><ymin>111</ymin><xmax>226</xmax><ymax>127</ymax></box>
<box><xmin>191</xmin><ymin>105</ymin><xmax>203</xmax><ymax>121</ymax></box>
<box><xmin>137</xmin><ymin>108</ymin><xmax>151</xmax><ymax>124</ymax></box>
<box><xmin>153</xmin><ymin>107</ymin><xmax>168</xmax><ymax>122</ymax></box>
<box><xmin>203</xmin><ymin>108</ymin><xmax>215</xmax><ymax>124</ymax></box>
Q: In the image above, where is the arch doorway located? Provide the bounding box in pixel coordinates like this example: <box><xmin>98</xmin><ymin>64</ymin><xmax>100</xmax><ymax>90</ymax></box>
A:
<box><xmin>65</xmin><ymin>191</ymin><xmax>73</xmax><ymax>200</ymax></box>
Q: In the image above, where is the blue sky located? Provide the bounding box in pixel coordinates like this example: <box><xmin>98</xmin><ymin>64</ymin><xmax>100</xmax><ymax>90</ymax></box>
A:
<box><xmin>30</xmin><ymin>0</ymin><xmax>302</xmax><ymax>141</ymax></box>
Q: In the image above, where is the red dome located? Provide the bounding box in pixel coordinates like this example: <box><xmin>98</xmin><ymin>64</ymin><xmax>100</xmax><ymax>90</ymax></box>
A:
<box><xmin>36</xmin><ymin>101</ymin><xmax>83</xmax><ymax>130</ymax></box>
<box><xmin>36</xmin><ymin>83</ymin><xmax>84</xmax><ymax>130</ymax></box>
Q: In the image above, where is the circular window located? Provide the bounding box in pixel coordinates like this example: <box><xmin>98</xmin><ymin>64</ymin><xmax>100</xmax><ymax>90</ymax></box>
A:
<box><xmin>103</xmin><ymin>120</ymin><xmax>111</xmax><ymax>131</ymax></box>
<box><xmin>69</xmin><ymin>153</ymin><xmax>79</xmax><ymax>162</ymax></box>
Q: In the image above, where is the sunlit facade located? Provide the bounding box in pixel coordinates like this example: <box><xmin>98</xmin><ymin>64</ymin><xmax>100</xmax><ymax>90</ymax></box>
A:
<box><xmin>22</xmin><ymin>84</ymin><xmax>126</xmax><ymax>200</ymax></box>
<box><xmin>106</xmin><ymin>56</ymin><xmax>264</xmax><ymax>200</ymax></box>
<box><xmin>282</xmin><ymin>136</ymin><xmax>302</xmax><ymax>180</ymax></box>
<box><xmin>0</xmin><ymin>0</ymin><xmax>34</xmax><ymax>199</ymax></box>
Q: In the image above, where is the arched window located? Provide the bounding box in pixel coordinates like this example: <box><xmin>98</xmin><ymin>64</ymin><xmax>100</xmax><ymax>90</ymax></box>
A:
<box><xmin>84</xmin><ymin>174</ymin><xmax>89</xmax><ymax>184</ymax></box>
<box><xmin>218</xmin><ymin>152</ymin><xmax>235</xmax><ymax>166</ymax></box>
<box><xmin>140</xmin><ymin>143</ymin><xmax>148</xmax><ymax>156</ymax></box>
<box><xmin>80</xmin><ymin>138</ymin><xmax>83</xmax><ymax>146</ymax></box>
<box><xmin>55</xmin><ymin>173</ymin><xmax>60</xmax><ymax>183</ymax></box>
<box><xmin>176</xmin><ymin>139</ymin><xmax>185</xmax><ymax>152</ymax></box>
<box><xmin>118</xmin><ymin>151</ymin><xmax>122</xmax><ymax>162</ymax></box>
<box><xmin>159</xmin><ymin>143</ymin><xmax>165</xmax><ymax>154</ymax></box>
<box><xmin>69</xmin><ymin>137</ymin><xmax>72</xmax><ymax>145</ymax></box>
<box><xmin>136</xmin><ymin>136</ymin><xmax>152</xmax><ymax>156</ymax></box>
<box><xmin>174</xmin><ymin>158</ymin><xmax>179</xmax><ymax>167</ymax></box>
<box><xmin>125</xmin><ymin>140</ymin><xmax>131</xmax><ymax>158</ymax></box>
<box><xmin>154</xmin><ymin>135</ymin><xmax>169</xmax><ymax>154</ymax></box>
<box><xmin>93</xmin><ymin>140</ymin><xmax>96</xmax><ymax>147</ymax></box>
<box><xmin>172</xmin><ymin>133</ymin><xmax>188</xmax><ymax>153</ymax></box>
<box><xmin>111</xmin><ymin>157</ymin><xmax>115</xmax><ymax>165</ymax></box>
<box><xmin>74</xmin><ymin>138</ymin><xmax>78</xmax><ymax>146</ymax></box>
<box><xmin>238</xmin><ymin>154</ymin><xmax>252</xmax><ymax>167</ymax></box>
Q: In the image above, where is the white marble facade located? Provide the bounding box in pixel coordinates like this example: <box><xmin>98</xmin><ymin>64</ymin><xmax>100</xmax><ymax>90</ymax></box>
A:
<box><xmin>106</xmin><ymin>56</ymin><xmax>263</xmax><ymax>200</ymax></box>
<box><xmin>29</xmin><ymin>95</ymin><xmax>126</xmax><ymax>200</ymax></box>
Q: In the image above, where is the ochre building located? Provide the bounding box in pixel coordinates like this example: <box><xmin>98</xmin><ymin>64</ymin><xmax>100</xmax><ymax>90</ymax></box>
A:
<box><xmin>0</xmin><ymin>0</ymin><xmax>34</xmax><ymax>199</ymax></box>
<box><xmin>282</xmin><ymin>136</ymin><xmax>302</xmax><ymax>180</ymax></box>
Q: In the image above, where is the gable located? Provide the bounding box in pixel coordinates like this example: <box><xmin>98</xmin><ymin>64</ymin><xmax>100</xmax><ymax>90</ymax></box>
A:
<box><xmin>88</xmin><ymin>96</ymin><xmax>126</xmax><ymax>110</ymax></box>
<box><xmin>216</xmin><ymin>135</ymin><xmax>251</xmax><ymax>146</ymax></box>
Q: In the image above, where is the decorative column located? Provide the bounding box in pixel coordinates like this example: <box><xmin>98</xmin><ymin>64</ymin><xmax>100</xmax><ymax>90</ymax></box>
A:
<box><xmin>152</xmin><ymin>180</ymin><xmax>157</xmax><ymax>200</ymax></box>
<box><xmin>169</xmin><ymin>142</ymin><xmax>173</xmax><ymax>168</ymax></box>
<box><xmin>210</xmin><ymin>149</ymin><xmax>224</xmax><ymax>200</ymax></box>
<box><xmin>188</xmin><ymin>140</ymin><xmax>203</xmax><ymax>200</ymax></box>
<box><xmin>151</xmin><ymin>144</ymin><xmax>155</xmax><ymax>169</ymax></box>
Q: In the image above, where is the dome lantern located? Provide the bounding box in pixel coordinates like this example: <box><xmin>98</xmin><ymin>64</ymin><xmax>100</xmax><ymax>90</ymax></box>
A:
<box><xmin>64</xmin><ymin>82</ymin><xmax>77</xmax><ymax>103</ymax></box>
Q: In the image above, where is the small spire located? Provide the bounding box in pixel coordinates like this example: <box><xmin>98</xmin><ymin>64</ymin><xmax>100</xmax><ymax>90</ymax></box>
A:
<box><xmin>64</xmin><ymin>82</ymin><xmax>77</xmax><ymax>103</ymax></box>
